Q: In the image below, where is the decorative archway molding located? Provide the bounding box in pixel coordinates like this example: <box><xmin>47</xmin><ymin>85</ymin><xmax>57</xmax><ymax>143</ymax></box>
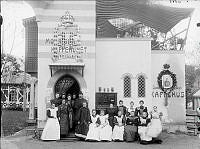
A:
<box><xmin>47</xmin><ymin>70</ymin><xmax>87</xmax><ymax>98</ymax></box>
<box><xmin>135</xmin><ymin>72</ymin><xmax>148</xmax><ymax>79</ymax></box>
<box><xmin>121</xmin><ymin>73</ymin><xmax>134</xmax><ymax>79</ymax></box>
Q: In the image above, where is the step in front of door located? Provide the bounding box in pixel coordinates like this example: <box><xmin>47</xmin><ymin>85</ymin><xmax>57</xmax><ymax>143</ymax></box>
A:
<box><xmin>57</xmin><ymin>133</ymin><xmax>80</xmax><ymax>142</ymax></box>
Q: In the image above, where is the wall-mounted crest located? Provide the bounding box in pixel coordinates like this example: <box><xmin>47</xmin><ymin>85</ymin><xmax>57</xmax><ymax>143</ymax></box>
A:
<box><xmin>157</xmin><ymin>64</ymin><xmax>177</xmax><ymax>93</ymax></box>
<box><xmin>45</xmin><ymin>11</ymin><xmax>87</xmax><ymax>63</ymax></box>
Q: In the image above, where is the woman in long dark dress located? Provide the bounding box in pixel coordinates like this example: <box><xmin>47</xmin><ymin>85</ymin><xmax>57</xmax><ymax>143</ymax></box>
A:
<box><xmin>58</xmin><ymin>99</ymin><xmax>69</xmax><ymax>138</ymax></box>
<box><xmin>74</xmin><ymin>91</ymin><xmax>87</xmax><ymax>124</ymax></box>
<box><xmin>124</xmin><ymin>111</ymin><xmax>138</xmax><ymax>142</ymax></box>
<box><xmin>106</xmin><ymin>103</ymin><xmax>117</xmax><ymax>130</ymax></box>
<box><xmin>75</xmin><ymin>101</ymin><xmax>91</xmax><ymax>139</ymax></box>
<box><xmin>67</xmin><ymin>94</ymin><xmax>74</xmax><ymax>130</ymax></box>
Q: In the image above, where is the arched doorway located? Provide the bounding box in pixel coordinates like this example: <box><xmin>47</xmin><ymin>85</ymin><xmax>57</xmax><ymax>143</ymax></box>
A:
<box><xmin>54</xmin><ymin>74</ymin><xmax>81</xmax><ymax>135</ymax></box>
<box><xmin>54</xmin><ymin>74</ymin><xmax>80</xmax><ymax>99</ymax></box>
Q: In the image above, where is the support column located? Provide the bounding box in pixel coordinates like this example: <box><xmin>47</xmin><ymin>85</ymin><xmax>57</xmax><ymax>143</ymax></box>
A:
<box><xmin>16</xmin><ymin>88</ymin><xmax>19</xmax><ymax>104</ymax></box>
<box><xmin>29</xmin><ymin>82</ymin><xmax>35</xmax><ymax>120</ymax></box>
<box><xmin>23</xmin><ymin>84</ymin><xmax>27</xmax><ymax>111</ymax></box>
<box><xmin>7</xmin><ymin>86</ymin><xmax>10</xmax><ymax>105</ymax></box>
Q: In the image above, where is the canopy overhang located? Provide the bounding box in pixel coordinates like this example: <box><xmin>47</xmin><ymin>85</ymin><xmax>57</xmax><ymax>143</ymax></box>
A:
<box><xmin>193</xmin><ymin>89</ymin><xmax>200</xmax><ymax>97</ymax></box>
<box><xmin>97</xmin><ymin>0</ymin><xmax>194</xmax><ymax>37</ymax></box>
<box><xmin>49</xmin><ymin>63</ymin><xmax>85</xmax><ymax>77</ymax></box>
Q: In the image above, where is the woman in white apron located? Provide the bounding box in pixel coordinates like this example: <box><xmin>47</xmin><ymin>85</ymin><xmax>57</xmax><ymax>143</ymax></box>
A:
<box><xmin>41</xmin><ymin>103</ymin><xmax>60</xmax><ymax>140</ymax></box>
<box><xmin>112</xmin><ymin>110</ymin><xmax>125</xmax><ymax>141</ymax></box>
<box><xmin>86</xmin><ymin>109</ymin><xmax>100</xmax><ymax>141</ymax></box>
<box><xmin>98</xmin><ymin>110</ymin><xmax>112</xmax><ymax>141</ymax></box>
<box><xmin>147</xmin><ymin>106</ymin><xmax>162</xmax><ymax>138</ymax></box>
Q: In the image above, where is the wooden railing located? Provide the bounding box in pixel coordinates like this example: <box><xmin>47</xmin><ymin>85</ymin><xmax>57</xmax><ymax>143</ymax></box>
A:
<box><xmin>186</xmin><ymin>109</ymin><xmax>200</xmax><ymax>135</ymax></box>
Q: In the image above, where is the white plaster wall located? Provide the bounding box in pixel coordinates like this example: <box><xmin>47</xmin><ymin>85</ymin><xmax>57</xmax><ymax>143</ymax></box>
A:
<box><xmin>34</xmin><ymin>81</ymin><xmax>38</xmax><ymax>107</ymax></box>
<box><xmin>32</xmin><ymin>1</ymin><xmax>95</xmax><ymax>128</ymax></box>
<box><xmin>151</xmin><ymin>51</ymin><xmax>185</xmax><ymax>124</ymax></box>
<box><xmin>84</xmin><ymin>57</ymin><xmax>96</xmax><ymax>110</ymax></box>
<box><xmin>96</xmin><ymin>38</ymin><xmax>152</xmax><ymax>109</ymax></box>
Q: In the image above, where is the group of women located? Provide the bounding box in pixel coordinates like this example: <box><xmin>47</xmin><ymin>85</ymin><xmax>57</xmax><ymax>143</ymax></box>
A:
<box><xmin>86</xmin><ymin>100</ymin><xmax>163</xmax><ymax>144</ymax></box>
<box><xmin>41</xmin><ymin>91</ymin><xmax>88</xmax><ymax>140</ymax></box>
<box><xmin>41</xmin><ymin>93</ymin><xmax>163</xmax><ymax>145</ymax></box>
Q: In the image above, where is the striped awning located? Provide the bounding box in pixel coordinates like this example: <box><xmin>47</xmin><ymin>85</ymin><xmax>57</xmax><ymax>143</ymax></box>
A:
<box><xmin>97</xmin><ymin>0</ymin><xmax>194</xmax><ymax>37</ymax></box>
<box><xmin>193</xmin><ymin>89</ymin><xmax>200</xmax><ymax>97</ymax></box>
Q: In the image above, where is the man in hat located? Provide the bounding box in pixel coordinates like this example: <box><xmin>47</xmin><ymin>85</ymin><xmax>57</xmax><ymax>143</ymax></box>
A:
<box><xmin>74</xmin><ymin>91</ymin><xmax>88</xmax><ymax>125</ymax></box>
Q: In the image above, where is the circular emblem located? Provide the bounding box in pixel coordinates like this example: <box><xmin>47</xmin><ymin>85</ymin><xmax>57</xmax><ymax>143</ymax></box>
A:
<box><xmin>157</xmin><ymin>64</ymin><xmax>177</xmax><ymax>93</ymax></box>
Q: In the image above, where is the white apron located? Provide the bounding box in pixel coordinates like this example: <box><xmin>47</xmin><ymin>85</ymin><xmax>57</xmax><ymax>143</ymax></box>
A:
<box><xmin>41</xmin><ymin>108</ymin><xmax>60</xmax><ymax>140</ymax></box>
<box><xmin>99</xmin><ymin>115</ymin><xmax>112</xmax><ymax>141</ymax></box>
<box><xmin>86</xmin><ymin>115</ymin><xmax>100</xmax><ymax>141</ymax></box>
<box><xmin>112</xmin><ymin>116</ymin><xmax>124</xmax><ymax>141</ymax></box>
<box><xmin>147</xmin><ymin>111</ymin><xmax>162</xmax><ymax>138</ymax></box>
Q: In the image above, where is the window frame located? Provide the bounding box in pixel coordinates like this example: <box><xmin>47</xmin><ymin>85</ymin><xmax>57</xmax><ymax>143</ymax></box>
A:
<box><xmin>122</xmin><ymin>73</ymin><xmax>133</xmax><ymax>98</ymax></box>
<box><xmin>137</xmin><ymin>74</ymin><xmax>146</xmax><ymax>98</ymax></box>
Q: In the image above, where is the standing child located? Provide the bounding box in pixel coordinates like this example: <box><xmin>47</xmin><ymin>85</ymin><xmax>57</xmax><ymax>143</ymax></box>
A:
<box><xmin>75</xmin><ymin>101</ymin><xmax>91</xmax><ymax>139</ymax></box>
<box><xmin>86</xmin><ymin>109</ymin><xmax>100</xmax><ymax>141</ymax></box>
<box><xmin>98</xmin><ymin>110</ymin><xmax>113</xmax><ymax>141</ymax></box>
<box><xmin>112</xmin><ymin>110</ymin><xmax>125</xmax><ymax>141</ymax></box>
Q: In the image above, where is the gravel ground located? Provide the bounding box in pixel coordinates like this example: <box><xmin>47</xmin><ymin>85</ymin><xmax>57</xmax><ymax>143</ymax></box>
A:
<box><xmin>1</xmin><ymin>132</ymin><xmax>200</xmax><ymax>149</ymax></box>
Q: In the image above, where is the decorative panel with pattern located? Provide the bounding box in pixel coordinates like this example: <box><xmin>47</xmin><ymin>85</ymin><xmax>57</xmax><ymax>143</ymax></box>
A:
<box><xmin>124</xmin><ymin>76</ymin><xmax>131</xmax><ymax>98</ymax></box>
<box><xmin>138</xmin><ymin>75</ymin><xmax>145</xmax><ymax>97</ymax></box>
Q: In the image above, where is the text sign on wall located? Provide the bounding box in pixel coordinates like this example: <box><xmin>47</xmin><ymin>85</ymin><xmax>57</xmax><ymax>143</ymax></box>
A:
<box><xmin>152</xmin><ymin>89</ymin><xmax>184</xmax><ymax>98</ymax></box>
<box><xmin>152</xmin><ymin>64</ymin><xmax>184</xmax><ymax>98</ymax></box>
<box><xmin>45</xmin><ymin>11</ymin><xmax>87</xmax><ymax>63</ymax></box>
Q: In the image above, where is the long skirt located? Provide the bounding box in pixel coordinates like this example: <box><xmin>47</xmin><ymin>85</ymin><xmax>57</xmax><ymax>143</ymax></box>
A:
<box><xmin>59</xmin><ymin>114</ymin><xmax>69</xmax><ymax>136</ymax></box>
<box><xmin>147</xmin><ymin>119</ymin><xmax>162</xmax><ymax>138</ymax></box>
<box><xmin>112</xmin><ymin>125</ymin><xmax>124</xmax><ymax>141</ymax></box>
<box><xmin>41</xmin><ymin>118</ymin><xmax>60</xmax><ymax>140</ymax></box>
<box><xmin>108</xmin><ymin>117</ymin><xmax>114</xmax><ymax>130</ymax></box>
<box><xmin>86</xmin><ymin>123</ymin><xmax>100</xmax><ymax>141</ymax></box>
<box><xmin>138</xmin><ymin>126</ymin><xmax>152</xmax><ymax>141</ymax></box>
<box><xmin>69</xmin><ymin>112</ymin><xmax>73</xmax><ymax>129</ymax></box>
<box><xmin>124</xmin><ymin>125</ymin><xmax>137</xmax><ymax>142</ymax></box>
<box><xmin>99</xmin><ymin>124</ymin><xmax>112</xmax><ymax>141</ymax></box>
<box><xmin>75</xmin><ymin>122</ymin><xmax>89</xmax><ymax>138</ymax></box>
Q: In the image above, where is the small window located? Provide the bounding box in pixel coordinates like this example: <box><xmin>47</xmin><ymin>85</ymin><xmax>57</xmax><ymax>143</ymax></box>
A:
<box><xmin>138</xmin><ymin>75</ymin><xmax>145</xmax><ymax>97</ymax></box>
<box><xmin>124</xmin><ymin>76</ymin><xmax>131</xmax><ymax>98</ymax></box>
<box><xmin>9</xmin><ymin>90</ymin><xmax>17</xmax><ymax>102</ymax></box>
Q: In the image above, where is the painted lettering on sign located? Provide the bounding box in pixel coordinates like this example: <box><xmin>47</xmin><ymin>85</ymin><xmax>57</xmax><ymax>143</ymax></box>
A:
<box><xmin>45</xmin><ymin>11</ymin><xmax>87</xmax><ymax>62</ymax></box>
<box><xmin>152</xmin><ymin>90</ymin><xmax>184</xmax><ymax>98</ymax></box>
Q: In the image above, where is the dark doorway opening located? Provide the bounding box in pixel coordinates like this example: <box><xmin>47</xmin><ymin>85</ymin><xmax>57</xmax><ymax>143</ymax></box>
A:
<box><xmin>54</xmin><ymin>74</ymin><xmax>80</xmax><ymax>136</ymax></box>
<box><xmin>55</xmin><ymin>75</ymin><xmax>80</xmax><ymax>99</ymax></box>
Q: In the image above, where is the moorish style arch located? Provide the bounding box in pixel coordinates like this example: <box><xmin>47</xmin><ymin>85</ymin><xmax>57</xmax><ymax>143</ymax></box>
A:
<box><xmin>46</xmin><ymin>70</ymin><xmax>87</xmax><ymax>100</ymax></box>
